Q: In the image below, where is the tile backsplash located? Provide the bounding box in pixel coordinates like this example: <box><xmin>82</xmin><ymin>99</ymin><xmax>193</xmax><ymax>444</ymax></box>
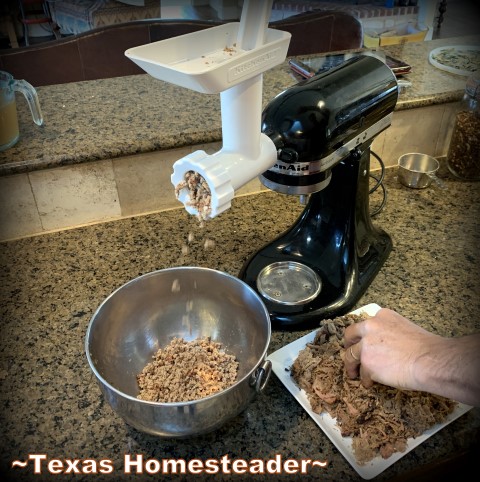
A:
<box><xmin>0</xmin><ymin>101</ymin><xmax>459</xmax><ymax>242</ymax></box>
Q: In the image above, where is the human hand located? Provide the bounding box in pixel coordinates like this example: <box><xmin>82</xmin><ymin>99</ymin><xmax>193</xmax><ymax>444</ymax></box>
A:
<box><xmin>343</xmin><ymin>308</ymin><xmax>443</xmax><ymax>391</ymax></box>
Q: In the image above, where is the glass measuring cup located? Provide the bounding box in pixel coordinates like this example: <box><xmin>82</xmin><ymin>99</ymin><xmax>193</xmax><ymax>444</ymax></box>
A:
<box><xmin>0</xmin><ymin>71</ymin><xmax>43</xmax><ymax>151</ymax></box>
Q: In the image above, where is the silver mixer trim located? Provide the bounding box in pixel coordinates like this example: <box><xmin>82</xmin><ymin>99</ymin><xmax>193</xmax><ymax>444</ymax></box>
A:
<box><xmin>260</xmin><ymin>173</ymin><xmax>331</xmax><ymax>195</ymax></box>
<box><xmin>256</xmin><ymin>261</ymin><xmax>322</xmax><ymax>305</ymax></box>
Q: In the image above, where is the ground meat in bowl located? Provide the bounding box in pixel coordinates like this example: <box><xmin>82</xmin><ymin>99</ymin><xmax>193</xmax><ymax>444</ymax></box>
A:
<box><xmin>137</xmin><ymin>337</ymin><xmax>238</xmax><ymax>403</ymax></box>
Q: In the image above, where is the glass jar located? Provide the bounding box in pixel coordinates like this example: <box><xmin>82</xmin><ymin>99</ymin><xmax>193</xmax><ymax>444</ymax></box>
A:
<box><xmin>447</xmin><ymin>73</ymin><xmax>480</xmax><ymax>180</ymax></box>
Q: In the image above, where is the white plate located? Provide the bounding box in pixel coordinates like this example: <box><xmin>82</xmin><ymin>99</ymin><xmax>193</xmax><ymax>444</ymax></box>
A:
<box><xmin>267</xmin><ymin>303</ymin><xmax>472</xmax><ymax>479</ymax></box>
<box><xmin>429</xmin><ymin>45</ymin><xmax>480</xmax><ymax>76</ymax></box>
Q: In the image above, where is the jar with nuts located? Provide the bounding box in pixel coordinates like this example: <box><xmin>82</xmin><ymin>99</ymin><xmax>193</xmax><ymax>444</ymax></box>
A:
<box><xmin>447</xmin><ymin>73</ymin><xmax>480</xmax><ymax>181</ymax></box>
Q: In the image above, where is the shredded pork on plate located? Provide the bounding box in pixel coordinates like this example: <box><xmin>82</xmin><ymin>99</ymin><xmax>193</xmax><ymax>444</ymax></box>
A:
<box><xmin>290</xmin><ymin>313</ymin><xmax>457</xmax><ymax>465</ymax></box>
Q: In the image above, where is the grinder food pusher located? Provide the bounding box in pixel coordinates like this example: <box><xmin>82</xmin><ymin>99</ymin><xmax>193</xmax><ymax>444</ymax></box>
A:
<box><xmin>125</xmin><ymin>0</ymin><xmax>399</xmax><ymax>330</ymax></box>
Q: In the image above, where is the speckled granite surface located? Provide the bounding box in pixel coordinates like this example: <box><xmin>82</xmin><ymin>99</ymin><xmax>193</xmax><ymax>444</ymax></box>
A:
<box><xmin>384</xmin><ymin>35</ymin><xmax>479</xmax><ymax>109</ymax></box>
<box><xmin>1</xmin><ymin>164</ymin><xmax>479</xmax><ymax>481</ymax></box>
<box><xmin>1</xmin><ymin>35</ymin><xmax>478</xmax><ymax>176</ymax></box>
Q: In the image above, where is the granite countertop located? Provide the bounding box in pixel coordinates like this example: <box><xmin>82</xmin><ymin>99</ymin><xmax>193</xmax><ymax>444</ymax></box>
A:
<box><xmin>1</xmin><ymin>164</ymin><xmax>479</xmax><ymax>481</ymax></box>
<box><xmin>1</xmin><ymin>35</ymin><xmax>479</xmax><ymax>177</ymax></box>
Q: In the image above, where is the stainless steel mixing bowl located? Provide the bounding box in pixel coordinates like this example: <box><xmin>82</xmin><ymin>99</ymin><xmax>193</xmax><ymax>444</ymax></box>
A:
<box><xmin>85</xmin><ymin>267</ymin><xmax>272</xmax><ymax>437</ymax></box>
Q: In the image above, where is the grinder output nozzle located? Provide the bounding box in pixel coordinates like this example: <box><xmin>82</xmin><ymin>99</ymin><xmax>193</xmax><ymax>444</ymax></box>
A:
<box><xmin>171</xmin><ymin>133</ymin><xmax>277</xmax><ymax>219</ymax></box>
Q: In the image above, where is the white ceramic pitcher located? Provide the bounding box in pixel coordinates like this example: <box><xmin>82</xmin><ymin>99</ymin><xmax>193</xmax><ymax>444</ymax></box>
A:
<box><xmin>0</xmin><ymin>71</ymin><xmax>43</xmax><ymax>151</ymax></box>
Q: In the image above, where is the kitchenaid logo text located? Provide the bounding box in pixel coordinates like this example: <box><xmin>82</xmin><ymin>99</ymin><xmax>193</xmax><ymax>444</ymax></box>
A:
<box><xmin>229</xmin><ymin>49</ymin><xmax>280</xmax><ymax>80</ymax></box>
<box><xmin>12</xmin><ymin>454</ymin><xmax>328</xmax><ymax>476</ymax></box>
<box><xmin>274</xmin><ymin>162</ymin><xmax>309</xmax><ymax>173</ymax></box>
<box><xmin>272</xmin><ymin>161</ymin><xmax>319</xmax><ymax>175</ymax></box>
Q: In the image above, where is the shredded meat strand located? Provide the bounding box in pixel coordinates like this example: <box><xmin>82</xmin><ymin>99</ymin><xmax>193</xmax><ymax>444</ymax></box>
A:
<box><xmin>290</xmin><ymin>313</ymin><xmax>457</xmax><ymax>465</ymax></box>
<box><xmin>175</xmin><ymin>171</ymin><xmax>212</xmax><ymax>221</ymax></box>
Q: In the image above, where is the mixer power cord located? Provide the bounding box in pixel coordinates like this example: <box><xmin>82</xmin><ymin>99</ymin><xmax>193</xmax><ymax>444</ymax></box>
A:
<box><xmin>369</xmin><ymin>150</ymin><xmax>387</xmax><ymax>217</ymax></box>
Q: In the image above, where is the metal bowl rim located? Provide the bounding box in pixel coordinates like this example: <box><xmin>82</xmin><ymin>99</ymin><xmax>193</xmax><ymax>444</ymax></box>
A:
<box><xmin>85</xmin><ymin>266</ymin><xmax>271</xmax><ymax>407</ymax></box>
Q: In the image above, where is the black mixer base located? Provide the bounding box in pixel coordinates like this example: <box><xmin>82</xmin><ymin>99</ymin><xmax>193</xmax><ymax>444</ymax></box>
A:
<box><xmin>239</xmin><ymin>148</ymin><xmax>392</xmax><ymax>330</ymax></box>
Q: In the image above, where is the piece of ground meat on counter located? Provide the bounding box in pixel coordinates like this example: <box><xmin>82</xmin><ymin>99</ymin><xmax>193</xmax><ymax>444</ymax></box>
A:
<box><xmin>290</xmin><ymin>313</ymin><xmax>457</xmax><ymax>465</ymax></box>
<box><xmin>137</xmin><ymin>337</ymin><xmax>238</xmax><ymax>403</ymax></box>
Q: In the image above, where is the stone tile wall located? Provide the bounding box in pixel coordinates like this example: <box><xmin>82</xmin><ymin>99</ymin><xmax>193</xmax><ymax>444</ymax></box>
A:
<box><xmin>0</xmin><ymin>102</ymin><xmax>460</xmax><ymax>241</ymax></box>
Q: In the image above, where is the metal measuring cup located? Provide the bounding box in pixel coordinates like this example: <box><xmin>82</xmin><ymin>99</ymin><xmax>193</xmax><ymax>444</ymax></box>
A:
<box><xmin>398</xmin><ymin>153</ymin><xmax>445</xmax><ymax>189</ymax></box>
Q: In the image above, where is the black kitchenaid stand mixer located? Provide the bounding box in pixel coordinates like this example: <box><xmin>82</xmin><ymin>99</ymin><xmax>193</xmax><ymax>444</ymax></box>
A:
<box><xmin>239</xmin><ymin>55</ymin><xmax>399</xmax><ymax>330</ymax></box>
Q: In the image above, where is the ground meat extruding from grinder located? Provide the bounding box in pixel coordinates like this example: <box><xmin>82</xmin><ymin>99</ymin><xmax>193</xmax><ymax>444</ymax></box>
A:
<box><xmin>290</xmin><ymin>313</ymin><xmax>457</xmax><ymax>465</ymax></box>
<box><xmin>137</xmin><ymin>337</ymin><xmax>238</xmax><ymax>403</ymax></box>
<box><xmin>175</xmin><ymin>171</ymin><xmax>212</xmax><ymax>221</ymax></box>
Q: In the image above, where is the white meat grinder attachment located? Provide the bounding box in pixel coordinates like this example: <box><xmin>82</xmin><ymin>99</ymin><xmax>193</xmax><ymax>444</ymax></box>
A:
<box><xmin>125</xmin><ymin>0</ymin><xmax>291</xmax><ymax>218</ymax></box>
